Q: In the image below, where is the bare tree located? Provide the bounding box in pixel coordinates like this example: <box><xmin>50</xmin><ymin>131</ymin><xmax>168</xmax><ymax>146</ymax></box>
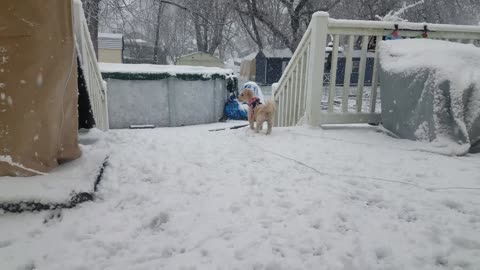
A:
<box><xmin>235</xmin><ymin>1</ymin><xmax>264</xmax><ymax>50</ymax></box>
<box><xmin>236</xmin><ymin>0</ymin><xmax>341</xmax><ymax>52</ymax></box>
<box><xmin>82</xmin><ymin>0</ymin><xmax>102</xmax><ymax>58</ymax></box>
<box><xmin>184</xmin><ymin>0</ymin><xmax>235</xmax><ymax>54</ymax></box>
<box><xmin>95</xmin><ymin>0</ymin><xmax>480</xmax><ymax>65</ymax></box>
<box><xmin>153</xmin><ymin>1</ymin><xmax>165</xmax><ymax>64</ymax></box>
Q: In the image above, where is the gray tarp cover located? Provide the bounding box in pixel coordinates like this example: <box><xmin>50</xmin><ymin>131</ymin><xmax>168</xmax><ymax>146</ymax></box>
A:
<box><xmin>0</xmin><ymin>0</ymin><xmax>81</xmax><ymax>176</ymax></box>
<box><xmin>379</xmin><ymin>39</ymin><xmax>480</xmax><ymax>155</ymax></box>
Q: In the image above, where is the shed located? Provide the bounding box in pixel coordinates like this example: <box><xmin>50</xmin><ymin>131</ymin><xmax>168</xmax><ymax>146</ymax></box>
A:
<box><xmin>255</xmin><ymin>48</ymin><xmax>292</xmax><ymax>85</ymax></box>
<box><xmin>177</xmin><ymin>52</ymin><xmax>224</xmax><ymax>68</ymax></box>
<box><xmin>239</xmin><ymin>52</ymin><xmax>257</xmax><ymax>81</ymax></box>
<box><xmin>123</xmin><ymin>38</ymin><xmax>155</xmax><ymax>64</ymax></box>
<box><xmin>98</xmin><ymin>33</ymin><xmax>124</xmax><ymax>63</ymax></box>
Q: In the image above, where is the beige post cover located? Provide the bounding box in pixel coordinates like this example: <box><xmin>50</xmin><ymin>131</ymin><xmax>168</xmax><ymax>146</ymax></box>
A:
<box><xmin>0</xmin><ymin>0</ymin><xmax>81</xmax><ymax>176</ymax></box>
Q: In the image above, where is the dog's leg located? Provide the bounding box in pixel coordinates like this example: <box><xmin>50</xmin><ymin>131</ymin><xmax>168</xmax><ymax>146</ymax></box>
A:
<box><xmin>255</xmin><ymin>120</ymin><xmax>262</xmax><ymax>133</ymax></box>
<box><xmin>266</xmin><ymin>119</ymin><xmax>273</xmax><ymax>135</ymax></box>
<box><xmin>256</xmin><ymin>115</ymin><xmax>265</xmax><ymax>133</ymax></box>
<box><xmin>249</xmin><ymin>109</ymin><xmax>255</xmax><ymax>130</ymax></box>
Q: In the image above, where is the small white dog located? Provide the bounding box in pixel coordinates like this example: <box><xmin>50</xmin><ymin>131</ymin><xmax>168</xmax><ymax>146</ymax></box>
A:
<box><xmin>238</xmin><ymin>88</ymin><xmax>276</xmax><ymax>135</ymax></box>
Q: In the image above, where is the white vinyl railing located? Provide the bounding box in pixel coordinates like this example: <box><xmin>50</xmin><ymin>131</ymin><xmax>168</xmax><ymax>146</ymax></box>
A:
<box><xmin>73</xmin><ymin>0</ymin><xmax>109</xmax><ymax>131</ymax></box>
<box><xmin>274</xmin><ymin>12</ymin><xmax>480</xmax><ymax>127</ymax></box>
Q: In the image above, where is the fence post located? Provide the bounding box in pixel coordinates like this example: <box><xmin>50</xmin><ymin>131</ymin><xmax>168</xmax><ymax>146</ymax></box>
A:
<box><xmin>305</xmin><ymin>12</ymin><xmax>329</xmax><ymax>126</ymax></box>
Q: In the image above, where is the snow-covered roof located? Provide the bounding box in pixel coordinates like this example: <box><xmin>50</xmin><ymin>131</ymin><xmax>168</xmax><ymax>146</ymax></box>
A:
<box><xmin>98</xmin><ymin>33</ymin><xmax>123</xmax><ymax>50</ymax></box>
<box><xmin>179</xmin><ymin>52</ymin><xmax>221</xmax><ymax>60</ymax></box>
<box><xmin>98</xmin><ymin>33</ymin><xmax>123</xmax><ymax>39</ymax></box>
<box><xmin>262</xmin><ymin>48</ymin><xmax>293</xmax><ymax>58</ymax></box>
<box><xmin>242</xmin><ymin>52</ymin><xmax>258</xmax><ymax>61</ymax></box>
<box><xmin>123</xmin><ymin>38</ymin><xmax>153</xmax><ymax>49</ymax></box>
<box><xmin>134</xmin><ymin>39</ymin><xmax>147</xmax><ymax>44</ymax></box>
<box><xmin>124</xmin><ymin>38</ymin><xmax>149</xmax><ymax>45</ymax></box>
<box><xmin>99</xmin><ymin>63</ymin><xmax>233</xmax><ymax>76</ymax></box>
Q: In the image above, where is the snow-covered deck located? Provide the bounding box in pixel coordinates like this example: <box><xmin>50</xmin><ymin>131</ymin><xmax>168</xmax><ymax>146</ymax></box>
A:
<box><xmin>1</xmin><ymin>124</ymin><xmax>480</xmax><ymax>269</ymax></box>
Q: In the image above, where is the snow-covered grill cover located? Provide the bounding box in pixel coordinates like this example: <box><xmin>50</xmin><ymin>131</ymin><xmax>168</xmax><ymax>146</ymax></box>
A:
<box><xmin>379</xmin><ymin>39</ymin><xmax>480</xmax><ymax>155</ymax></box>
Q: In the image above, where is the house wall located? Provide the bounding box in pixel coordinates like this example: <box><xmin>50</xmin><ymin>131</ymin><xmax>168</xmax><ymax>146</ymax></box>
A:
<box><xmin>98</xmin><ymin>49</ymin><xmax>122</xmax><ymax>63</ymax></box>
<box><xmin>255</xmin><ymin>53</ymin><xmax>267</xmax><ymax>85</ymax></box>
<box><xmin>239</xmin><ymin>59</ymin><xmax>256</xmax><ymax>81</ymax></box>
<box><xmin>266</xmin><ymin>58</ymin><xmax>290</xmax><ymax>85</ymax></box>
<box><xmin>105</xmin><ymin>77</ymin><xmax>227</xmax><ymax>128</ymax></box>
<box><xmin>254</xmin><ymin>53</ymin><xmax>291</xmax><ymax>86</ymax></box>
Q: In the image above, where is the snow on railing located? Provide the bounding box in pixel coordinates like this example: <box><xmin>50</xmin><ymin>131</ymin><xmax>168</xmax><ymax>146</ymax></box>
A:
<box><xmin>274</xmin><ymin>12</ymin><xmax>480</xmax><ymax>127</ymax></box>
<box><xmin>73</xmin><ymin>0</ymin><xmax>109</xmax><ymax>131</ymax></box>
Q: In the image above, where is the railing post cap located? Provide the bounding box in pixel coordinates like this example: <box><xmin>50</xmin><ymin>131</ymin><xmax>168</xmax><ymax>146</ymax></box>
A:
<box><xmin>313</xmin><ymin>12</ymin><xmax>329</xmax><ymax>18</ymax></box>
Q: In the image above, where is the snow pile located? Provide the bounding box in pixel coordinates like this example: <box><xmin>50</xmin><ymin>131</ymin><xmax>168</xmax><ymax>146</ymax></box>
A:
<box><xmin>379</xmin><ymin>39</ymin><xmax>480</xmax><ymax>78</ymax></box>
<box><xmin>379</xmin><ymin>39</ymin><xmax>480</xmax><ymax>154</ymax></box>
<box><xmin>99</xmin><ymin>63</ymin><xmax>234</xmax><ymax>78</ymax></box>
<box><xmin>0</xmin><ymin>124</ymin><xmax>479</xmax><ymax>269</ymax></box>
<box><xmin>0</xmin><ymin>129</ymin><xmax>108</xmax><ymax>205</ymax></box>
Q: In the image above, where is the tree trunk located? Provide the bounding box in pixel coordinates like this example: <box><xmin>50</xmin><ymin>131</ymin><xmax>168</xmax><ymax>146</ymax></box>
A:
<box><xmin>203</xmin><ymin>21</ymin><xmax>209</xmax><ymax>52</ymax></box>
<box><xmin>153</xmin><ymin>1</ymin><xmax>163</xmax><ymax>64</ymax></box>
<box><xmin>193</xmin><ymin>14</ymin><xmax>204</xmax><ymax>52</ymax></box>
<box><xmin>247</xmin><ymin>0</ymin><xmax>263</xmax><ymax>50</ymax></box>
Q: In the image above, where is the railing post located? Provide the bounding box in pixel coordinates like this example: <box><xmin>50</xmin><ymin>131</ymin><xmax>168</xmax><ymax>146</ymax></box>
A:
<box><xmin>305</xmin><ymin>12</ymin><xmax>329</xmax><ymax>126</ymax></box>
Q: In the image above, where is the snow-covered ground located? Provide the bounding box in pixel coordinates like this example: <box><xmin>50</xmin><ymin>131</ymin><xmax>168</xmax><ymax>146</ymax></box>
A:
<box><xmin>1</xmin><ymin>124</ymin><xmax>480</xmax><ymax>270</ymax></box>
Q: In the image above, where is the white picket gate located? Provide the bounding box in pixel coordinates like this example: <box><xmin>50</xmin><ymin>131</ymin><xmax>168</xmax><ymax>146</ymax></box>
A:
<box><xmin>73</xmin><ymin>0</ymin><xmax>109</xmax><ymax>131</ymax></box>
<box><xmin>274</xmin><ymin>12</ymin><xmax>480</xmax><ymax>127</ymax></box>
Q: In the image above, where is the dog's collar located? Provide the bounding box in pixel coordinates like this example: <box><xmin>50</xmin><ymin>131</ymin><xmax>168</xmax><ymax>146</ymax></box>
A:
<box><xmin>248</xmin><ymin>97</ymin><xmax>261</xmax><ymax>108</ymax></box>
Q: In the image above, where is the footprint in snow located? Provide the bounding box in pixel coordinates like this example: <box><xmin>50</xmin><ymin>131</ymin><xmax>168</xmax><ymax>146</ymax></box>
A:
<box><xmin>435</xmin><ymin>255</ymin><xmax>449</xmax><ymax>267</ymax></box>
<box><xmin>276</xmin><ymin>200</ymin><xmax>293</xmax><ymax>209</ymax></box>
<box><xmin>161</xmin><ymin>247</ymin><xmax>174</xmax><ymax>258</ymax></box>
<box><xmin>18</xmin><ymin>261</ymin><xmax>35</xmax><ymax>270</ymax></box>
<box><xmin>366</xmin><ymin>194</ymin><xmax>389</xmax><ymax>209</ymax></box>
<box><xmin>149</xmin><ymin>212</ymin><xmax>170</xmax><ymax>231</ymax></box>
<box><xmin>451</xmin><ymin>236</ymin><xmax>480</xmax><ymax>250</ymax></box>
<box><xmin>43</xmin><ymin>209</ymin><xmax>62</xmax><ymax>225</ymax></box>
<box><xmin>200</xmin><ymin>249</ymin><xmax>209</xmax><ymax>257</ymax></box>
<box><xmin>442</xmin><ymin>200</ymin><xmax>466</xmax><ymax>214</ymax></box>
<box><xmin>265</xmin><ymin>261</ymin><xmax>284</xmax><ymax>270</ymax></box>
<box><xmin>310</xmin><ymin>218</ymin><xmax>323</xmax><ymax>230</ymax></box>
<box><xmin>229</xmin><ymin>203</ymin><xmax>241</xmax><ymax>213</ymax></box>
<box><xmin>272</xmin><ymin>246</ymin><xmax>286</xmax><ymax>258</ymax></box>
<box><xmin>0</xmin><ymin>240</ymin><xmax>12</xmax><ymax>249</ymax></box>
<box><xmin>398</xmin><ymin>206</ymin><xmax>418</xmax><ymax>223</ymax></box>
<box><xmin>374</xmin><ymin>246</ymin><xmax>392</xmax><ymax>261</ymax></box>
<box><xmin>335</xmin><ymin>212</ymin><xmax>353</xmax><ymax>234</ymax></box>
<box><xmin>234</xmin><ymin>250</ymin><xmax>244</xmax><ymax>260</ymax></box>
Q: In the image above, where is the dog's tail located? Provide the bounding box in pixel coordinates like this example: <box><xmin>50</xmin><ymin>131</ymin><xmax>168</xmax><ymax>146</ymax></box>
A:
<box><xmin>264</xmin><ymin>99</ymin><xmax>277</xmax><ymax>114</ymax></box>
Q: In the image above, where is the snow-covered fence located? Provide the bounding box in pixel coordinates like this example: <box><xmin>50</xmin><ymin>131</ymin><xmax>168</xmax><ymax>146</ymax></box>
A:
<box><xmin>274</xmin><ymin>12</ymin><xmax>480</xmax><ymax>127</ymax></box>
<box><xmin>73</xmin><ymin>0</ymin><xmax>109</xmax><ymax>131</ymax></box>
